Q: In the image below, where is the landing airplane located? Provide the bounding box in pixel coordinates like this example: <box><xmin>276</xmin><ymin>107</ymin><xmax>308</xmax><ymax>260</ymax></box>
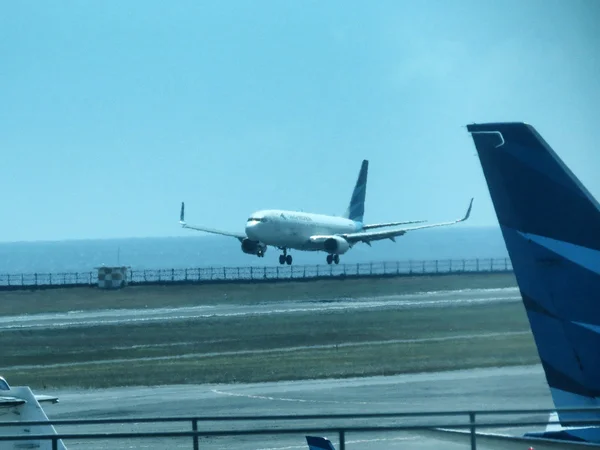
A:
<box><xmin>179</xmin><ymin>160</ymin><xmax>473</xmax><ymax>265</ymax></box>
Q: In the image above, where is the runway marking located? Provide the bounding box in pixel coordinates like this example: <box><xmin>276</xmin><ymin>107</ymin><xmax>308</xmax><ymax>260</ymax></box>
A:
<box><xmin>0</xmin><ymin>289</ymin><xmax>521</xmax><ymax>330</ymax></box>
<box><xmin>1</xmin><ymin>331</ymin><xmax>530</xmax><ymax>371</ymax></box>
<box><xmin>210</xmin><ymin>388</ymin><xmax>371</xmax><ymax>405</ymax></box>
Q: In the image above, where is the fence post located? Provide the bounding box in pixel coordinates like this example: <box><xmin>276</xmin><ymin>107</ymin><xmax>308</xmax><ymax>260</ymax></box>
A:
<box><xmin>171</xmin><ymin>268</ymin><xmax>175</xmax><ymax>281</ymax></box>
<box><xmin>469</xmin><ymin>412</ymin><xmax>477</xmax><ymax>450</ymax></box>
<box><xmin>192</xmin><ymin>418</ymin><xmax>199</xmax><ymax>450</ymax></box>
<box><xmin>339</xmin><ymin>430</ymin><xmax>346</xmax><ymax>450</ymax></box>
<box><xmin>52</xmin><ymin>437</ymin><xmax>58</xmax><ymax>450</ymax></box>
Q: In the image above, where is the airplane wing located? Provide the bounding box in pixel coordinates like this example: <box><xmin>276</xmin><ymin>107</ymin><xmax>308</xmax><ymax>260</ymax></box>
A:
<box><xmin>179</xmin><ymin>202</ymin><xmax>247</xmax><ymax>242</ymax></box>
<box><xmin>362</xmin><ymin>219</ymin><xmax>426</xmax><ymax>230</ymax></box>
<box><xmin>341</xmin><ymin>198</ymin><xmax>473</xmax><ymax>245</ymax></box>
<box><xmin>35</xmin><ymin>394</ymin><xmax>59</xmax><ymax>404</ymax></box>
<box><xmin>0</xmin><ymin>396</ymin><xmax>26</xmax><ymax>407</ymax></box>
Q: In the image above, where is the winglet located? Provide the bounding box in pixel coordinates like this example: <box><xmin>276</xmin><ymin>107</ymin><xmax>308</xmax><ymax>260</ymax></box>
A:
<box><xmin>180</xmin><ymin>202</ymin><xmax>186</xmax><ymax>226</ymax></box>
<box><xmin>461</xmin><ymin>197</ymin><xmax>474</xmax><ymax>222</ymax></box>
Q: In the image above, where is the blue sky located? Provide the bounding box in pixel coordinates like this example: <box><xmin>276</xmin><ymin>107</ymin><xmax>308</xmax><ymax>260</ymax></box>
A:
<box><xmin>1</xmin><ymin>0</ymin><xmax>599</xmax><ymax>242</ymax></box>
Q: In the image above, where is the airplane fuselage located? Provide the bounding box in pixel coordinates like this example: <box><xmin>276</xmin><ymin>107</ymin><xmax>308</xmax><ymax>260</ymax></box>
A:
<box><xmin>245</xmin><ymin>209</ymin><xmax>362</xmax><ymax>250</ymax></box>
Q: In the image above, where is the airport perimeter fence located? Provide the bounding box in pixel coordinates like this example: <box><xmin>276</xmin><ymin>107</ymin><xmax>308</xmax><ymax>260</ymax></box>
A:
<box><xmin>0</xmin><ymin>257</ymin><xmax>513</xmax><ymax>290</ymax></box>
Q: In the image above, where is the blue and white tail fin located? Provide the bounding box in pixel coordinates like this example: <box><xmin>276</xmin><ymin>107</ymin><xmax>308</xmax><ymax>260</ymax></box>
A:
<box><xmin>306</xmin><ymin>435</ymin><xmax>336</xmax><ymax>450</ymax></box>
<box><xmin>343</xmin><ymin>160</ymin><xmax>368</xmax><ymax>223</ymax></box>
<box><xmin>467</xmin><ymin>122</ymin><xmax>600</xmax><ymax>443</ymax></box>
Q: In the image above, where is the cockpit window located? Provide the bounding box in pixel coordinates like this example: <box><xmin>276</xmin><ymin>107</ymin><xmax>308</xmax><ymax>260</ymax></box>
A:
<box><xmin>247</xmin><ymin>217</ymin><xmax>267</xmax><ymax>223</ymax></box>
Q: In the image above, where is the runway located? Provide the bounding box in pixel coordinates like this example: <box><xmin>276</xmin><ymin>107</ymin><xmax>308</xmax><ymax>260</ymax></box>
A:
<box><xmin>0</xmin><ymin>287</ymin><xmax>520</xmax><ymax>330</ymax></box>
<box><xmin>45</xmin><ymin>365</ymin><xmax>554</xmax><ymax>450</ymax></box>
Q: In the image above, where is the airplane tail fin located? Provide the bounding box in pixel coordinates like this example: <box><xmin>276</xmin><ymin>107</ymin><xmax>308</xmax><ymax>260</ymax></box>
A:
<box><xmin>306</xmin><ymin>436</ymin><xmax>336</xmax><ymax>450</ymax></box>
<box><xmin>343</xmin><ymin>159</ymin><xmax>368</xmax><ymax>223</ymax></box>
<box><xmin>467</xmin><ymin>122</ymin><xmax>600</xmax><ymax>439</ymax></box>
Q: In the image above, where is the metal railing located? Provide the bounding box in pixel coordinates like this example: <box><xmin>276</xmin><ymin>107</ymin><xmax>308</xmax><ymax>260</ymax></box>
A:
<box><xmin>0</xmin><ymin>257</ymin><xmax>512</xmax><ymax>289</ymax></box>
<box><xmin>0</xmin><ymin>407</ymin><xmax>597</xmax><ymax>450</ymax></box>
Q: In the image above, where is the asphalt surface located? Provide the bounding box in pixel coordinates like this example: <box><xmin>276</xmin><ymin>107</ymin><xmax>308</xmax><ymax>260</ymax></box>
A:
<box><xmin>43</xmin><ymin>365</ymin><xmax>557</xmax><ymax>450</ymax></box>
<box><xmin>1</xmin><ymin>286</ymin><xmax>520</xmax><ymax>330</ymax></box>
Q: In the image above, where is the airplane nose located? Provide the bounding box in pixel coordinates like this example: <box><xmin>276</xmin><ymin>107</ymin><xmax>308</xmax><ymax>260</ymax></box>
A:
<box><xmin>245</xmin><ymin>222</ymin><xmax>260</xmax><ymax>240</ymax></box>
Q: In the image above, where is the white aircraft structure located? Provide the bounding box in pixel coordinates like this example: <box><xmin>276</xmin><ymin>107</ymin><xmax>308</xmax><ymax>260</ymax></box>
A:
<box><xmin>0</xmin><ymin>376</ymin><xmax>66</xmax><ymax>450</ymax></box>
<box><xmin>180</xmin><ymin>160</ymin><xmax>473</xmax><ymax>265</ymax></box>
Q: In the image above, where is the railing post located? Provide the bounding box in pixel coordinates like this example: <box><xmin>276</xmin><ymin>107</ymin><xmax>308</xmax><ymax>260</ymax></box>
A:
<box><xmin>192</xmin><ymin>418</ymin><xmax>199</xmax><ymax>450</ymax></box>
<box><xmin>469</xmin><ymin>412</ymin><xmax>477</xmax><ymax>450</ymax></box>
<box><xmin>339</xmin><ymin>430</ymin><xmax>345</xmax><ymax>450</ymax></box>
<box><xmin>52</xmin><ymin>437</ymin><xmax>58</xmax><ymax>450</ymax></box>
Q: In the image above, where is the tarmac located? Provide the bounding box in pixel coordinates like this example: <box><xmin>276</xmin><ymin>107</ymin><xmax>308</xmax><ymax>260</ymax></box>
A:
<box><xmin>46</xmin><ymin>365</ymin><xmax>557</xmax><ymax>450</ymax></box>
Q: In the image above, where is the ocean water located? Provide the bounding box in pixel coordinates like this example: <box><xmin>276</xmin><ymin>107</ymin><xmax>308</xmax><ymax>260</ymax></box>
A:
<box><xmin>0</xmin><ymin>226</ymin><xmax>508</xmax><ymax>274</ymax></box>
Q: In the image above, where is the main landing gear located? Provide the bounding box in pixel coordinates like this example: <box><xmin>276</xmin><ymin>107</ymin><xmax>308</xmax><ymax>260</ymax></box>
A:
<box><xmin>278</xmin><ymin>248</ymin><xmax>293</xmax><ymax>265</ymax></box>
<box><xmin>326</xmin><ymin>254</ymin><xmax>340</xmax><ymax>265</ymax></box>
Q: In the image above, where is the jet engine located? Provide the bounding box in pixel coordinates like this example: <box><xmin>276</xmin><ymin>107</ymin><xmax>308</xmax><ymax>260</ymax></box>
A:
<box><xmin>241</xmin><ymin>238</ymin><xmax>267</xmax><ymax>256</ymax></box>
<box><xmin>323</xmin><ymin>236</ymin><xmax>351</xmax><ymax>254</ymax></box>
